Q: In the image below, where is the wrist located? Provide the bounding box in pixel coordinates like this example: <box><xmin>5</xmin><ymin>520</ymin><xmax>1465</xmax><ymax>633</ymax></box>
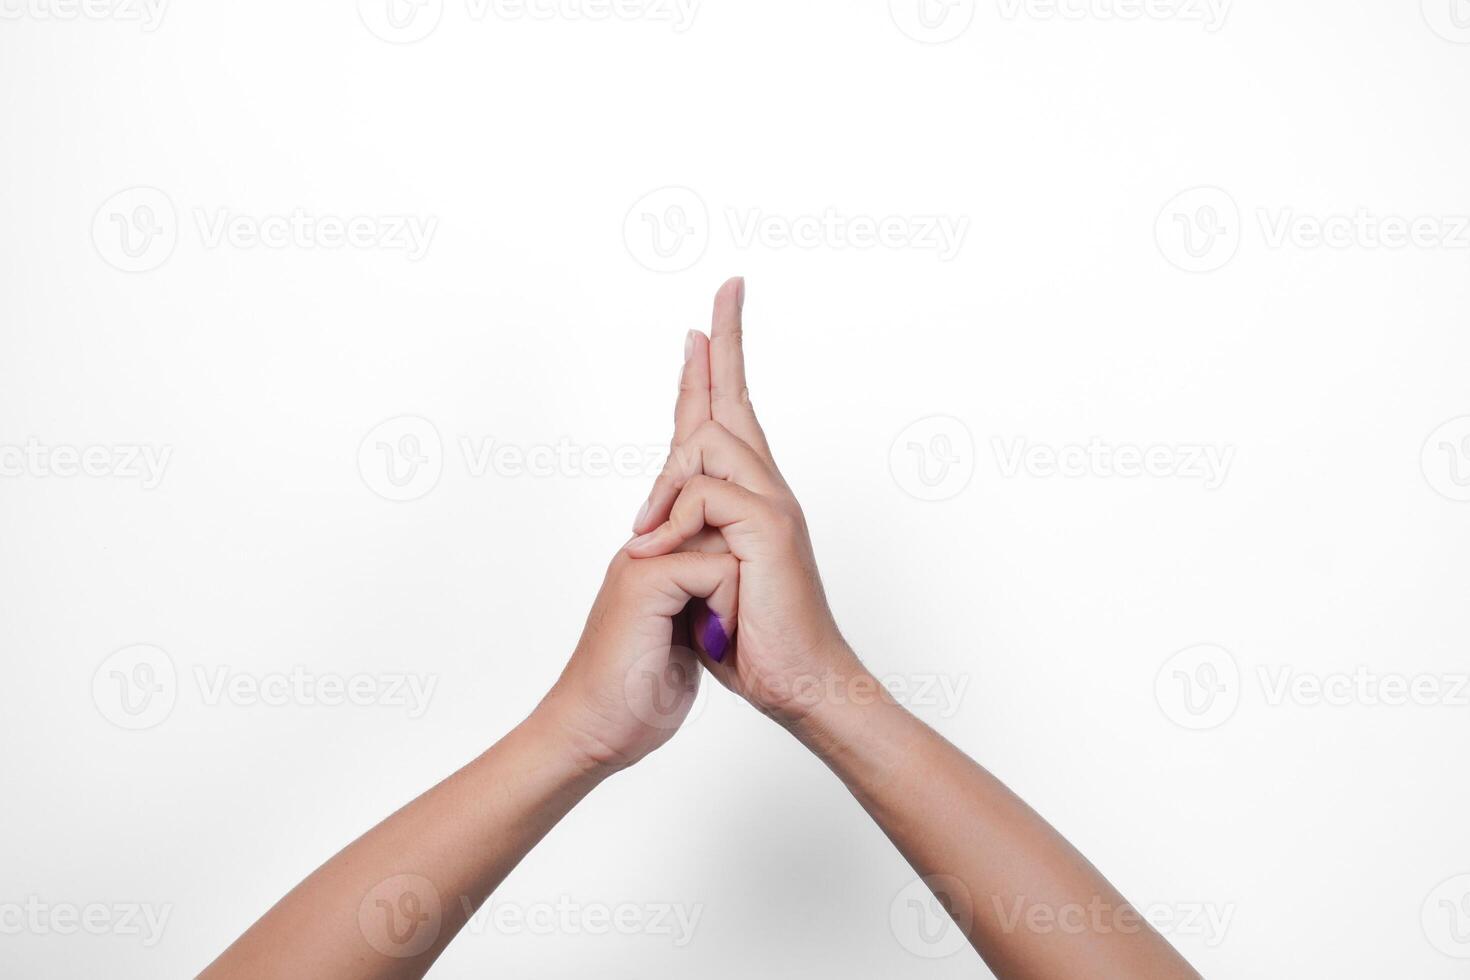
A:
<box><xmin>777</xmin><ymin>648</ymin><xmax>886</xmax><ymax>739</ymax></box>
<box><xmin>782</xmin><ymin>655</ymin><xmax>920</xmax><ymax>772</ymax></box>
<box><xmin>520</xmin><ymin>697</ymin><xmax>623</xmax><ymax>785</ymax></box>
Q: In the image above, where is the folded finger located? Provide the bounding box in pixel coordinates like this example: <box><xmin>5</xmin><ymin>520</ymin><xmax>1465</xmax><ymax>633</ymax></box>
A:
<box><xmin>625</xmin><ymin>550</ymin><xmax>739</xmax><ymax>650</ymax></box>
<box><xmin>634</xmin><ymin>420</ymin><xmax>778</xmax><ymax>535</ymax></box>
<box><xmin>627</xmin><ymin>474</ymin><xmax>778</xmax><ymax>560</ymax></box>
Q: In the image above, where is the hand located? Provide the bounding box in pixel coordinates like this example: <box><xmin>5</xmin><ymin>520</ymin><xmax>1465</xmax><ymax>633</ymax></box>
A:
<box><xmin>627</xmin><ymin>277</ymin><xmax>861</xmax><ymax>726</ymax></box>
<box><xmin>538</xmin><ymin>548</ymin><xmax>739</xmax><ymax>773</ymax></box>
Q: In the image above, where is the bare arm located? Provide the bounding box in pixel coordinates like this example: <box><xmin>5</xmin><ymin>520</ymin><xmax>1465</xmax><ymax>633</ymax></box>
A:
<box><xmin>631</xmin><ymin>277</ymin><xmax>1202</xmax><ymax>979</ymax></box>
<box><xmin>790</xmin><ymin>660</ymin><xmax>1201</xmax><ymax>979</ymax></box>
<box><xmin>202</xmin><ymin>327</ymin><xmax>742</xmax><ymax>979</ymax></box>
<box><xmin>200</xmin><ymin>712</ymin><xmax>606</xmax><ymax>979</ymax></box>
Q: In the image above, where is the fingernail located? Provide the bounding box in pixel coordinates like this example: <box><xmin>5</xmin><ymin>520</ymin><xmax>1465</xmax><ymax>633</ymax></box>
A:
<box><xmin>633</xmin><ymin>497</ymin><xmax>651</xmax><ymax>532</ymax></box>
<box><xmin>701</xmin><ymin>613</ymin><xmax>730</xmax><ymax>663</ymax></box>
<box><xmin>684</xmin><ymin>330</ymin><xmax>696</xmax><ymax>362</ymax></box>
<box><xmin>735</xmin><ymin>277</ymin><xmax>746</xmax><ymax>312</ymax></box>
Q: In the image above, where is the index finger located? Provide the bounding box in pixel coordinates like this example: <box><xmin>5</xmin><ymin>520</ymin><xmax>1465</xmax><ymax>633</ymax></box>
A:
<box><xmin>672</xmin><ymin>329</ymin><xmax>711</xmax><ymax>447</ymax></box>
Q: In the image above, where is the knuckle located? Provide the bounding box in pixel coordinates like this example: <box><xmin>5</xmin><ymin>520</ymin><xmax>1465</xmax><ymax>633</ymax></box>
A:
<box><xmin>766</xmin><ymin>499</ymin><xmax>804</xmax><ymax>535</ymax></box>
<box><xmin>622</xmin><ymin>552</ymin><xmax>659</xmax><ymax>581</ymax></box>
<box><xmin>685</xmin><ymin>474</ymin><xmax>721</xmax><ymax>497</ymax></box>
<box><xmin>666</xmin><ymin>442</ymin><xmax>699</xmax><ymax>477</ymax></box>
<box><xmin>606</xmin><ymin>549</ymin><xmax>635</xmax><ymax>581</ymax></box>
<box><xmin>670</xmin><ymin>492</ymin><xmax>702</xmax><ymax>525</ymax></box>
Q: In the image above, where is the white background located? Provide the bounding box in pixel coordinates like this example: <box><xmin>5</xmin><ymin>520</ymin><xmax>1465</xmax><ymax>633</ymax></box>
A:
<box><xmin>2</xmin><ymin>0</ymin><xmax>1469</xmax><ymax>977</ymax></box>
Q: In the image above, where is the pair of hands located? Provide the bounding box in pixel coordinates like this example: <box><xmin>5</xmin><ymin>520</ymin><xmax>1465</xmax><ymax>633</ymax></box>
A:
<box><xmin>539</xmin><ymin>278</ymin><xmax>860</xmax><ymax>772</ymax></box>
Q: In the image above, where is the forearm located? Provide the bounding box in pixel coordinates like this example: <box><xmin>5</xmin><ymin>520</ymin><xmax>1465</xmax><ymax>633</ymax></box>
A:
<box><xmin>201</xmin><ymin>707</ymin><xmax>607</xmax><ymax>980</ymax></box>
<box><xmin>789</xmin><ymin>655</ymin><xmax>1200</xmax><ymax>980</ymax></box>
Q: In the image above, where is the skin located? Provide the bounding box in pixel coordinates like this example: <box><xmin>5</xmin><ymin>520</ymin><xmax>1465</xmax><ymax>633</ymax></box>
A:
<box><xmin>631</xmin><ymin>280</ymin><xmax>1204</xmax><ymax>979</ymax></box>
<box><xmin>201</xmin><ymin>279</ymin><xmax>1202</xmax><ymax>980</ymax></box>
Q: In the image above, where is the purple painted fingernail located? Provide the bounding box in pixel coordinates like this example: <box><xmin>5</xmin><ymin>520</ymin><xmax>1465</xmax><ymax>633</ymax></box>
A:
<box><xmin>701</xmin><ymin>614</ymin><xmax>729</xmax><ymax>663</ymax></box>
